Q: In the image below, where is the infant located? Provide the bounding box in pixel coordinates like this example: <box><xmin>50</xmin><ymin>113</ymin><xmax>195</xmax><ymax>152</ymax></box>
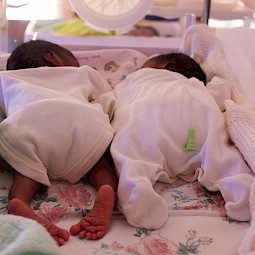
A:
<box><xmin>3</xmin><ymin>40</ymin><xmax>118</xmax><ymax>245</ymax></box>
<box><xmin>110</xmin><ymin>53</ymin><xmax>253</xmax><ymax>229</ymax></box>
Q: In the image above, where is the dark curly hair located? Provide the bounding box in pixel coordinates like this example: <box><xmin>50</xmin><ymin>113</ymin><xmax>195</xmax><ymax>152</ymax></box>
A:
<box><xmin>7</xmin><ymin>40</ymin><xmax>78</xmax><ymax>70</ymax></box>
<box><xmin>143</xmin><ymin>52</ymin><xmax>207</xmax><ymax>85</ymax></box>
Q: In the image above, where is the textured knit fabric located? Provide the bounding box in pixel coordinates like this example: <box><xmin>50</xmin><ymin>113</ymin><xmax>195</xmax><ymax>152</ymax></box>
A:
<box><xmin>225</xmin><ymin>98</ymin><xmax>255</xmax><ymax>172</ymax></box>
<box><xmin>179</xmin><ymin>23</ymin><xmax>255</xmax><ymax>255</ymax></box>
<box><xmin>0</xmin><ymin>215</ymin><xmax>59</xmax><ymax>255</ymax></box>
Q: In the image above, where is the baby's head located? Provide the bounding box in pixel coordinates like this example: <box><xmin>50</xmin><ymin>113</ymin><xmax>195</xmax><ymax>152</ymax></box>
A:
<box><xmin>7</xmin><ymin>40</ymin><xmax>79</xmax><ymax>70</ymax></box>
<box><xmin>142</xmin><ymin>52</ymin><xmax>207</xmax><ymax>85</ymax></box>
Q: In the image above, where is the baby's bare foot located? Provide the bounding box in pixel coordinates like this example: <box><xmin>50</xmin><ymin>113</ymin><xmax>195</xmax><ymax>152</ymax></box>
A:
<box><xmin>70</xmin><ymin>184</ymin><xmax>115</xmax><ymax>240</ymax></box>
<box><xmin>8</xmin><ymin>198</ymin><xmax>70</xmax><ymax>246</ymax></box>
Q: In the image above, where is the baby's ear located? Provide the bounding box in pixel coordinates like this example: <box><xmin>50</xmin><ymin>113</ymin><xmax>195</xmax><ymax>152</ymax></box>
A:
<box><xmin>42</xmin><ymin>50</ymin><xmax>61</xmax><ymax>66</ymax></box>
<box><xmin>42</xmin><ymin>50</ymin><xmax>54</xmax><ymax>62</ymax></box>
<box><xmin>191</xmin><ymin>52</ymin><xmax>205</xmax><ymax>65</ymax></box>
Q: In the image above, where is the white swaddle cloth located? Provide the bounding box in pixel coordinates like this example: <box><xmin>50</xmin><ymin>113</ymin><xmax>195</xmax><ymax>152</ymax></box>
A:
<box><xmin>0</xmin><ymin>215</ymin><xmax>60</xmax><ymax>255</ymax></box>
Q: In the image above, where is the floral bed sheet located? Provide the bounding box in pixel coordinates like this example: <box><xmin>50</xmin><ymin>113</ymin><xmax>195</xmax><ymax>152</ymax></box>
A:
<box><xmin>0</xmin><ymin>168</ymin><xmax>248</xmax><ymax>255</ymax></box>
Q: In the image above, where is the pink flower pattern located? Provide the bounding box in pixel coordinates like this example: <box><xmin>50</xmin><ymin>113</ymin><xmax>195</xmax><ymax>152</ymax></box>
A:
<box><xmin>124</xmin><ymin>245</ymin><xmax>138</xmax><ymax>254</ymax></box>
<box><xmin>29</xmin><ymin>182</ymin><xmax>93</xmax><ymax>223</ymax></box>
<box><xmin>0</xmin><ymin>178</ymin><xmax>232</xmax><ymax>223</ymax></box>
<box><xmin>36</xmin><ymin>205</ymin><xmax>72</xmax><ymax>223</ymax></box>
<box><xmin>50</xmin><ymin>183</ymin><xmax>92</xmax><ymax>208</ymax></box>
<box><xmin>167</xmin><ymin>181</ymin><xmax>227</xmax><ymax>216</ymax></box>
<box><xmin>138</xmin><ymin>235</ymin><xmax>176</xmax><ymax>255</ymax></box>
<box><xmin>97</xmin><ymin>231</ymin><xmax>213</xmax><ymax>255</ymax></box>
<box><xmin>0</xmin><ymin>170</ymin><xmax>242</xmax><ymax>254</ymax></box>
<box><xmin>110</xmin><ymin>241</ymin><xmax>123</xmax><ymax>251</ymax></box>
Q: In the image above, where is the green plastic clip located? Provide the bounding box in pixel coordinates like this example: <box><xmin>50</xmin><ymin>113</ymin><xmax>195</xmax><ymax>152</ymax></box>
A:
<box><xmin>184</xmin><ymin>128</ymin><xmax>199</xmax><ymax>151</ymax></box>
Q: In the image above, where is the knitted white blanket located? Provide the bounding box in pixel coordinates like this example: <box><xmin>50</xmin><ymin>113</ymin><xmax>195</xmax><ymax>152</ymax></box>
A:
<box><xmin>0</xmin><ymin>215</ymin><xmax>59</xmax><ymax>255</ymax></box>
<box><xmin>180</xmin><ymin>24</ymin><xmax>255</xmax><ymax>255</ymax></box>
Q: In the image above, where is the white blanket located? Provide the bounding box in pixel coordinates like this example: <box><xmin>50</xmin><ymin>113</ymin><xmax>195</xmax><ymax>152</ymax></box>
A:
<box><xmin>217</xmin><ymin>27</ymin><xmax>255</xmax><ymax>255</ymax></box>
<box><xmin>179</xmin><ymin>23</ymin><xmax>255</xmax><ymax>255</ymax></box>
<box><xmin>0</xmin><ymin>215</ymin><xmax>59</xmax><ymax>255</ymax></box>
<box><xmin>0</xmin><ymin>66</ymin><xmax>115</xmax><ymax>186</ymax></box>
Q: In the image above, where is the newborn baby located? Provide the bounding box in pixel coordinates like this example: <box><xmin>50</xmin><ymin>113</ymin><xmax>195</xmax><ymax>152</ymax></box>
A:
<box><xmin>110</xmin><ymin>53</ymin><xmax>253</xmax><ymax>229</ymax></box>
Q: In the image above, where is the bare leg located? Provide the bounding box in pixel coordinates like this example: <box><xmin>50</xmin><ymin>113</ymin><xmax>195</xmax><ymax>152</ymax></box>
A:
<box><xmin>70</xmin><ymin>151</ymin><xmax>118</xmax><ymax>240</ymax></box>
<box><xmin>8</xmin><ymin>172</ymin><xmax>70</xmax><ymax>246</ymax></box>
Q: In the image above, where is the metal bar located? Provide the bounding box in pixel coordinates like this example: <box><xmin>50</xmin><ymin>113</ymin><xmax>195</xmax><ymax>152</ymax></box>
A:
<box><xmin>201</xmin><ymin>0</ymin><xmax>211</xmax><ymax>24</ymax></box>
